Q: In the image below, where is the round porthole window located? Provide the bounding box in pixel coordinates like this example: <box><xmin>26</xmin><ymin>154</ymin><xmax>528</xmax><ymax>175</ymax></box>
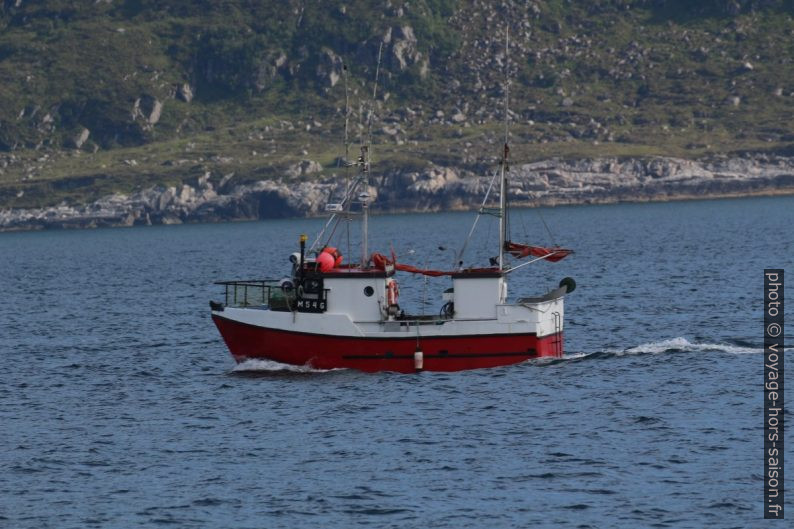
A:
<box><xmin>364</xmin><ymin>286</ymin><xmax>374</xmax><ymax>297</ymax></box>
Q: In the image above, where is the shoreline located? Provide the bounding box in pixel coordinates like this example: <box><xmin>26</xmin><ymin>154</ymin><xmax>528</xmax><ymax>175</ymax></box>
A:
<box><xmin>3</xmin><ymin>154</ymin><xmax>793</xmax><ymax>232</ymax></box>
<box><xmin>2</xmin><ymin>186</ymin><xmax>792</xmax><ymax>234</ymax></box>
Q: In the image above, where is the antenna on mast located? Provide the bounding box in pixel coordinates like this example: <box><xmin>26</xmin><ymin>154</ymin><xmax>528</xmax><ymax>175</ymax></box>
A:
<box><xmin>359</xmin><ymin>40</ymin><xmax>384</xmax><ymax>268</ymax></box>
<box><xmin>365</xmin><ymin>41</ymin><xmax>384</xmax><ymax>151</ymax></box>
<box><xmin>341</xmin><ymin>63</ymin><xmax>353</xmax><ymax>260</ymax></box>
<box><xmin>342</xmin><ymin>64</ymin><xmax>351</xmax><ymax>165</ymax></box>
<box><xmin>504</xmin><ymin>28</ymin><xmax>510</xmax><ymax>148</ymax></box>
<box><xmin>498</xmin><ymin>25</ymin><xmax>510</xmax><ymax>271</ymax></box>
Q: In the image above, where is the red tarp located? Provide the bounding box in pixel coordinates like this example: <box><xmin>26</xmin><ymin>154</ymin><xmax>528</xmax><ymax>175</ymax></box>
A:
<box><xmin>371</xmin><ymin>253</ymin><xmax>498</xmax><ymax>277</ymax></box>
<box><xmin>371</xmin><ymin>241</ymin><xmax>571</xmax><ymax>277</ymax></box>
<box><xmin>505</xmin><ymin>241</ymin><xmax>573</xmax><ymax>262</ymax></box>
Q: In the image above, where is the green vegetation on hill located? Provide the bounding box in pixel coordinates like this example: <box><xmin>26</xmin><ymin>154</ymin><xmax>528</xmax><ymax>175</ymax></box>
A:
<box><xmin>1</xmin><ymin>0</ymin><xmax>793</xmax><ymax>208</ymax></box>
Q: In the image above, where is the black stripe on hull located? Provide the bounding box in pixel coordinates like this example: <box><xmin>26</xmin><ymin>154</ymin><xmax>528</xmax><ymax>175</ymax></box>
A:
<box><xmin>342</xmin><ymin>350</ymin><xmax>537</xmax><ymax>360</ymax></box>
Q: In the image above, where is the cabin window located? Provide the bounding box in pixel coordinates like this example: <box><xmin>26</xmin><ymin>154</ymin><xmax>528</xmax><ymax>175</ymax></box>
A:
<box><xmin>364</xmin><ymin>286</ymin><xmax>374</xmax><ymax>297</ymax></box>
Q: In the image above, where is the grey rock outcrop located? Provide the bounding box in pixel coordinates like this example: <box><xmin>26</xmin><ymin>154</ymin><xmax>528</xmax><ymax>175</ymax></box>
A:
<box><xmin>316</xmin><ymin>48</ymin><xmax>344</xmax><ymax>88</ymax></box>
<box><xmin>70</xmin><ymin>127</ymin><xmax>90</xmax><ymax>149</ymax></box>
<box><xmin>286</xmin><ymin>159</ymin><xmax>323</xmax><ymax>178</ymax></box>
<box><xmin>2</xmin><ymin>155</ymin><xmax>793</xmax><ymax>231</ymax></box>
<box><xmin>176</xmin><ymin>83</ymin><xmax>194</xmax><ymax>103</ymax></box>
<box><xmin>132</xmin><ymin>96</ymin><xmax>163</xmax><ymax>127</ymax></box>
<box><xmin>383</xmin><ymin>25</ymin><xmax>427</xmax><ymax>77</ymax></box>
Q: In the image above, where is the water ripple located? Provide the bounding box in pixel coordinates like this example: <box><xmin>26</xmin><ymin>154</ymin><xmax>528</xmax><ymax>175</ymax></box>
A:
<box><xmin>1</xmin><ymin>198</ymin><xmax>792</xmax><ymax>528</ymax></box>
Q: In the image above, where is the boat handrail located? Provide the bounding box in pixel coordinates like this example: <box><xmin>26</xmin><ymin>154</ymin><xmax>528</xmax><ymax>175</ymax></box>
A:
<box><xmin>214</xmin><ymin>279</ymin><xmax>280</xmax><ymax>286</ymax></box>
<box><xmin>215</xmin><ymin>279</ymin><xmax>289</xmax><ymax>309</ymax></box>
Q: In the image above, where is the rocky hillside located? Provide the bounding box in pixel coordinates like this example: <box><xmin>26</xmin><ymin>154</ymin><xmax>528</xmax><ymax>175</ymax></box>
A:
<box><xmin>1</xmin><ymin>0</ymin><xmax>793</xmax><ymax>225</ymax></box>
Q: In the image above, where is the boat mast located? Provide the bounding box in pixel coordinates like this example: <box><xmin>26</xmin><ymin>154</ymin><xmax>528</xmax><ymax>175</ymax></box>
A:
<box><xmin>360</xmin><ymin>145</ymin><xmax>369</xmax><ymax>267</ymax></box>
<box><xmin>498</xmin><ymin>27</ymin><xmax>510</xmax><ymax>271</ymax></box>
<box><xmin>309</xmin><ymin>64</ymin><xmax>355</xmax><ymax>255</ymax></box>
<box><xmin>342</xmin><ymin>64</ymin><xmax>353</xmax><ymax>260</ymax></box>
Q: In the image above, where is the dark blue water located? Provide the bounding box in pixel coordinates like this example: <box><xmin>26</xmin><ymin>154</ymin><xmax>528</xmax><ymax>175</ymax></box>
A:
<box><xmin>1</xmin><ymin>196</ymin><xmax>791</xmax><ymax>528</ymax></box>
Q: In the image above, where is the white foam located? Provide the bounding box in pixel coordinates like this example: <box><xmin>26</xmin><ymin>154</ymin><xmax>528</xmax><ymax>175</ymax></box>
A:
<box><xmin>622</xmin><ymin>337</ymin><xmax>762</xmax><ymax>355</ymax></box>
<box><xmin>232</xmin><ymin>358</ymin><xmax>342</xmax><ymax>373</ymax></box>
<box><xmin>561</xmin><ymin>352</ymin><xmax>591</xmax><ymax>361</ymax></box>
<box><xmin>555</xmin><ymin>337</ymin><xmax>765</xmax><ymax>364</ymax></box>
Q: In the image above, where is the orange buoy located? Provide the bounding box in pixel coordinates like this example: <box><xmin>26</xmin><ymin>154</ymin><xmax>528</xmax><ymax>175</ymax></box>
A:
<box><xmin>317</xmin><ymin>251</ymin><xmax>335</xmax><ymax>272</ymax></box>
<box><xmin>320</xmin><ymin>246</ymin><xmax>343</xmax><ymax>269</ymax></box>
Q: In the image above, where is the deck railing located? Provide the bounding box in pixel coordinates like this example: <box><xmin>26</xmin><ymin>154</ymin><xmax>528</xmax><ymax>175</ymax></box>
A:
<box><xmin>215</xmin><ymin>280</ymin><xmax>293</xmax><ymax>309</ymax></box>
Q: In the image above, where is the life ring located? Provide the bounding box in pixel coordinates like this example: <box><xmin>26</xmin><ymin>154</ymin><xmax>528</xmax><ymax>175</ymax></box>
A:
<box><xmin>386</xmin><ymin>279</ymin><xmax>399</xmax><ymax>307</ymax></box>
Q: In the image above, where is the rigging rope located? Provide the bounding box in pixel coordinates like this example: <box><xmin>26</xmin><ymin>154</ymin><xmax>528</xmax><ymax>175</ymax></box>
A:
<box><xmin>535</xmin><ymin>204</ymin><xmax>558</xmax><ymax>246</ymax></box>
<box><xmin>456</xmin><ymin>167</ymin><xmax>499</xmax><ymax>267</ymax></box>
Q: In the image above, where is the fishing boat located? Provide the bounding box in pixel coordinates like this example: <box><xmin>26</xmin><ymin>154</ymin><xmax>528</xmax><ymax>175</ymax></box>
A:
<box><xmin>210</xmin><ymin>136</ymin><xmax>574</xmax><ymax>373</ymax></box>
<box><xmin>210</xmin><ymin>33</ymin><xmax>575</xmax><ymax>373</ymax></box>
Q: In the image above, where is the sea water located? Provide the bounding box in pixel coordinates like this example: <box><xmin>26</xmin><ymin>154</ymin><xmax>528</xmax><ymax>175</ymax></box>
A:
<box><xmin>0</xmin><ymin>196</ymin><xmax>792</xmax><ymax>528</ymax></box>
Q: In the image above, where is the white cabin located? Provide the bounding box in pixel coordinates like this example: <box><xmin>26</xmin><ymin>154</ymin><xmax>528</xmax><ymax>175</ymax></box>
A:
<box><xmin>452</xmin><ymin>273</ymin><xmax>507</xmax><ymax>320</ymax></box>
<box><xmin>323</xmin><ymin>270</ymin><xmax>392</xmax><ymax>323</ymax></box>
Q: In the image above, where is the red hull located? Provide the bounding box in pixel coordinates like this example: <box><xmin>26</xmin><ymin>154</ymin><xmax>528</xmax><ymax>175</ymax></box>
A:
<box><xmin>212</xmin><ymin>314</ymin><xmax>563</xmax><ymax>373</ymax></box>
